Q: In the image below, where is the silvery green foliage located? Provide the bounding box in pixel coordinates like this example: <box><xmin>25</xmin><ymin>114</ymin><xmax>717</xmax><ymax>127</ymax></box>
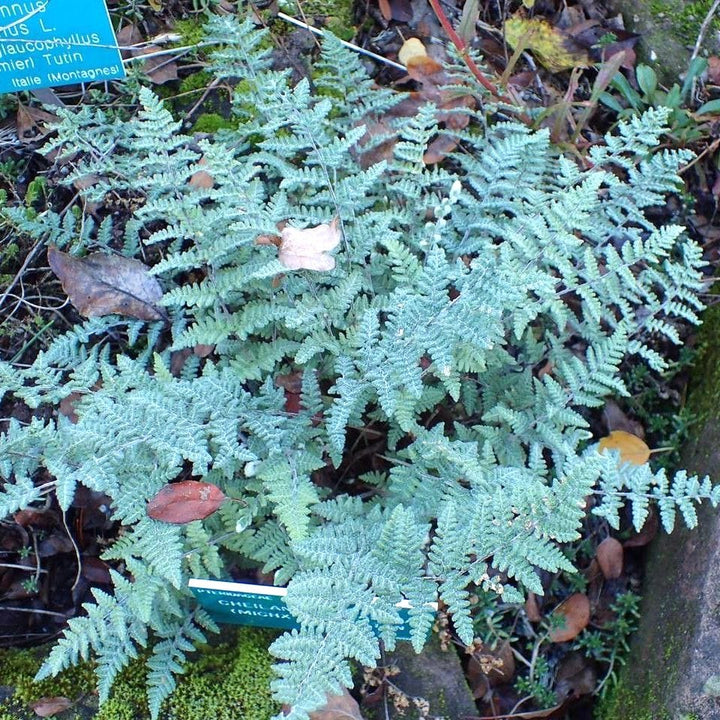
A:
<box><xmin>0</xmin><ymin>15</ymin><xmax>717</xmax><ymax>720</ymax></box>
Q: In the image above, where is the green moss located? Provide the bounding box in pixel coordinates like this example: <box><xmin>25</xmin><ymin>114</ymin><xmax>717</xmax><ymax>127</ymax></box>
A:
<box><xmin>191</xmin><ymin>113</ymin><xmax>239</xmax><ymax>133</ymax></box>
<box><xmin>686</xmin><ymin>302</ymin><xmax>720</xmax><ymax>427</ymax></box>
<box><xmin>647</xmin><ymin>0</ymin><xmax>720</xmax><ymax>47</ymax></box>
<box><xmin>0</xmin><ymin>628</ymin><xmax>279</xmax><ymax>720</ymax></box>
<box><xmin>0</xmin><ymin>646</ymin><xmax>96</xmax><ymax>704</ymax></box>
<box><xmin>164</xmin><ymin>628</ymin><xmax>279</xmax><ymax>720</ymax></box>
<box><xmin>174</xmin><ymin>19</ymin><xmax>206</xmax><ymax>47</ymax></box>
<box><xmin>279</xmin><ymin>0</ymin><xmax>355</xmax><ymax>40</ymax></box>
<box><xmin>179</xmin><ymin>70</ymin><xmax>214</xmax><ymax>95</ymax></box>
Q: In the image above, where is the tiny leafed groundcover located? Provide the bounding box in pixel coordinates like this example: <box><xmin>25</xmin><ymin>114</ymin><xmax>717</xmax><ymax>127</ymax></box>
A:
<box><xmin>0</xmin><ymin>7</ymin><xmax>719</xmax><ymax>720</ymax></box>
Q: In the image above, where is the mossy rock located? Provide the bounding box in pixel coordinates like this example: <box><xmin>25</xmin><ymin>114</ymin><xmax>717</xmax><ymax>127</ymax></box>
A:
<box><xmin>595</xmin><ymin>304</ymin><xmax>720</xmax><ymax>720</ymax></box>
<box><xmin>362</xmin><ymin>634</ymin><xmax>476</xmax><ymax>719</ymax></box>
<box><xmin>0</xmin><ymin>627</ymin><xmax>280</xmax><ymax>720</ymax></box>
<box><xmin>608</xmin><ymin>0</ymin><xmax>720</xmax><ymax>84</ymax></box>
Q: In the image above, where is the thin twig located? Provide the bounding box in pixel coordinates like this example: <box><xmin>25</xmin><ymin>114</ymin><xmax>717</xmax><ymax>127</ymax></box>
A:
<box><xmin>691</xmin><ymin>0</ymin><xmax>720</xmax><ymax>62</ymax></box>
<box><xmin>183</xmin><ymin>76</ymin><xmax>223</xmax><ymax>123</ymax></box>
<box><xmin>0</xmin><ymin>606</ymin><xmax>69</xmax><ymax>619</ymax></box>
<box><xmin>276</xmin><ymin>12</ymin><xmax>406</xmax><ymax>71</ymax></box>
<box><xmin>0</xmin><ymin>563</ymin><xmax>47</xmax><ymax>573</ymax></box>
<box><xmin>61</xmin><ymin>509</ymin><xmax>82</xmax><ymax>593</ymax></box>
<box><xmin>122</xmin><ymin>42</ymin><xmax>216</xmax><ymax>65</ymax></box>
<box><xmin>0</xmin><ymin>240</ymin><xmax>42</xmax><ymax>310</ymax></box>
<box><xmin>425</xmin><ymin>0</ymin><xmax>502</xmax><ymax>99</ymax></box>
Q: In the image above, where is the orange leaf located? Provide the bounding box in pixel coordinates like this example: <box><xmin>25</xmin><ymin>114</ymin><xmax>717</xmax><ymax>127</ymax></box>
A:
<box><xmin>399</xmin><ymin>38</ymin><xmax>429</xmax><ymax>67</ymax></box>
<box><xmin>598</xmin><ymin>430</ymin><xmax>650</xmax><ymax>466</ymax></box>
<box><xmin>549</xmin><ymin>593</ymin><xmax>590</xmax><ymax>642</ymax></box>
<box><xmin>147</xmin><ymin>481</ymin><xmax>227</xmax><ymax>524</ymax></box>
<box><xmin>595</xmin><ymin>537</ymin><xmax>623</xmax><ymax>579</ymax></box>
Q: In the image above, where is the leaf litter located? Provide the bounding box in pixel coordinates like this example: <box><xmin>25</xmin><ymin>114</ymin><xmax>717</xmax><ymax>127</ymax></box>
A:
<box><xmin>48</xmin><ymin>246</ymin><xmax>168</xmax><ymax>322</ymax></box>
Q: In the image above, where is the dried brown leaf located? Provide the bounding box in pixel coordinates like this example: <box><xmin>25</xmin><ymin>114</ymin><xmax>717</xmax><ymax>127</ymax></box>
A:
<box><xmin>555</xmin><ymin>650</ymin><xmax>597</xmax><ymax>699</ymax></box>
<box><xmin>147</xmin><ymin>481</ymin><xmax>227</xmax><ymax>524</ymax></box>
<box><xmin>193</xmin><ymin>343</ymin><xmax>215</xmax><ymax>358</ymax></box>
<box><xmin>277</xmin><ymin>217</ymin><xmax>341</xmax><ymax>271</ymax></box>
<box><xmin>115</xmin><ymin>24</ymin><xmax>177</xmax><ymax>84</ymax></box>
<box><xmin>30</xmin><ymin>697</ymin><xmax>73</xmax><ymax>717</ymax></box>
<box><xmin>595</xmin><ymin>537</ymin><xmax>623</xmax><ymax>579</ymax></box>
<box><xmin>308</xmin><ymin>689</ymin><xmax>364</xmax><ymax>720</ymax></box>
<box><xmin>48</xmin><ymin>246</ymin><xmax>167</xmax><ymax>321</ymax></box>
<box><xmin>709</xmin><ymin>56</ymin><xmax>720</xmax><ymax>85</ymax></box>
<box><xmin>601</xmin><ymin>399</ymin><xmax>645</xmax><ymax>438</ymax></box>
<box><xmin>16</xmin><ymin>104</ymin><xmax>57</xmax><ymax>143</ymax></box>
<box><xmin>525</xmin><ymin>591</ymin><xmax>542</xmax><ymax>622</ymax></box>
<box><xmin>81</xmin><ymin>557</ymin><xmax>112</xmax><ymax>585</ymax></box>
<box><xmin>58</xmin><ymin>392</ymin><xmax>83</xmax><ymax>424</ymax></box>
<box><xmin>549</xmin><ymin>593</ymin><xmax>590</xmax><ymax>642</ymax></box>
<box><xmin>624</xmin><ymin>507</ymin><xmax>659</xmax><ymax>548</ymax></box>
<box><xmin>467</xmin><ymin>640</ymin><xmax>515</xmax><ymax>698</ymax></box>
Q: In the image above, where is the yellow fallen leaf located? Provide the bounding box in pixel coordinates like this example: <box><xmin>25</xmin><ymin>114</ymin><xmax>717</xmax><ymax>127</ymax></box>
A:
<box><xmin>504</xmin><ymin>17</ymin><xmax>589</xmax><ymax>72</ymax></box>
<box><xmin>278</xmin><ymin>217</ymin><xmax>341</xmax><ymax>271</ymax></box>
<box><xmin>598</xmin><ymin>430</ymin><xmax>650</xmax><ymax>466</ymax></box>
<box><xmin>399</xmin><ymin>38</ymin><xmax>428</xmax><ymax>67</ymax></box>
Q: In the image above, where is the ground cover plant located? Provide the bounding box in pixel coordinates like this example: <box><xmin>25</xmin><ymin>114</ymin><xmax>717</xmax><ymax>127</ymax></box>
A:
<box><xmin>1</xmin><ymin>10</ymin><xmax>720</xmax><ymax>720</ymax></box>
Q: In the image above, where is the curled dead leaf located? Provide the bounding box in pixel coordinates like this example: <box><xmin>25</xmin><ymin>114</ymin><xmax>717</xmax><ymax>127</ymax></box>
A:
<box><xmin>595</xmin><ymin>537</ymin><xmax>623</xmax><ymax>580</ymax></box>
<box><xmin>16</xmin><ymin>104</ymin><xmax>58</xmax><ymax>143</ymax></box>
<box><xmin>525</xmin><ymin>591</ymin><xmax>542</xmax><ymax>622</ymax></box>
<box><xmin>399</xmin><ymin>38</ymin><xmax>428</xmax><ymax>67</ymax></box>
<box><xmin>147</xmin><ymin>481</ymin><xmax>227</xmax><ymax>524</ymax></box>
<box><xmin>549</xmin><ymin>593</ymin><xmax>590</xmax><ymax>643</ymax></box>
<box><xmin>467</xmin><ymin>640</ymin><xmax>516</xmax><ymax>698</ymax></box>
<box><xmin>255</xmin><ymin>233</ymin><xmax>282</xmax><ymax>247</ymax></box>
<box><xmin>303</xmin><ymin>688</ymin><xmax>364</xmax><ymax>719</ymax></box>
<box><xmin>598</xmin><ymin>430</ymin><xmax>650</xmax><ymax>466</ymax></box>
<box><xmin>189</xmin><ymin>156</ymin><xmax>215</xmax><ymax>189</ymax></box>
<box><xmin>277</xmin><ymin>217</ymin><xmax>341</xmax><ymax>271</ymax></box>
<box><xmin>602</xmin><ymin>399</ymin><xmax>645</xmax><ymax>438</ymax></box>
<box><xmin>555</xmin><ymin>650</ymin><xmax>597</xmax><ymax>700</ymax></box>
<box><xmin>116</xmin><ymin>24</ymin><xmax>178</xmax><ymax>84</ymax></box>
<box><xmin>624</xmin><ymin>507</ymin><xmax>659</xmax><ymax>548</ymax></box>
<box><xmin>193</xmin><ymin>343</ymin><xmax>215</xmax><ymax>358</ymax></box>
<box><xmin>188</xmin><ymin>169</ymin><xmax>214</xmax><ymax>188</ymax></box>
<box><xmin>48</xmin><ymin>246</ymin><xmax>167</xmax><ymax>322</ymax></box>
<box><xmin>30</xmin><ymin>697</ymin><xmax>73</xmax><ymax>717</ymax></box>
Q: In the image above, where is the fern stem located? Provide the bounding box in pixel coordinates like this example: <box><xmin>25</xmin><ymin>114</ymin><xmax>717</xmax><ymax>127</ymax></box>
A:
<box><xmin>425</xmin><ymin>0</ymin><xmax>508</xmax><ymax>103</ymax></box>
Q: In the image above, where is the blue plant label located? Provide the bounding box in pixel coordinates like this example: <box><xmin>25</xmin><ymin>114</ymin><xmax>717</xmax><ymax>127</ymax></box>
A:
<box><xmin>189</xmin><ymin>579</ymin><xmax>437</xmax><ymax>641</ymax></box>
<box><xmin>189</xmin><ymin>580</ymin><xmax>300</xmax><ymax>631</ymax></box>
<box><xmin>0</xmin><ymin>0</ymin><xmax>125</xmax><ymax>94</ymax></box>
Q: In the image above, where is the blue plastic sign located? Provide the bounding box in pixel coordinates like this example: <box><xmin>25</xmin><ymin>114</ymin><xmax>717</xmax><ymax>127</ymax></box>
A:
<box><xmin>189</xmin><ymin>579</ymin><xmax>437</xmax><ymax>641</ymax></box>
<box><xmin>0</xmin><ymin>0</ymin><xmax>125</xmax><ymax>94</ymax></box>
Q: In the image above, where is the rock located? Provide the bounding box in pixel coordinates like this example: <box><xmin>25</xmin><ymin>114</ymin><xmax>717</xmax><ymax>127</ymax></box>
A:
<box><xmin>596</xmin><ymin>305</ymin><xmax>720</xmax><ymax>719</ymax></box>
<box><xmin>608</xmin><ymin>0</ymin><xmax>719</xmax><ymax>84</ymax></box>
<box><xmin>364</xmin><ymin>634</ymin><xmax>477</xmax><ymax>719</ymax></box>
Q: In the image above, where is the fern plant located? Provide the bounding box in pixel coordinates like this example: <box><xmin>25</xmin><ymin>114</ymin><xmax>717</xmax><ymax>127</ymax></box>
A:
<box><xmin>0</xmin><ymin>15</ymin><xmax>717</xmax><ymax>720</ymax></box>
